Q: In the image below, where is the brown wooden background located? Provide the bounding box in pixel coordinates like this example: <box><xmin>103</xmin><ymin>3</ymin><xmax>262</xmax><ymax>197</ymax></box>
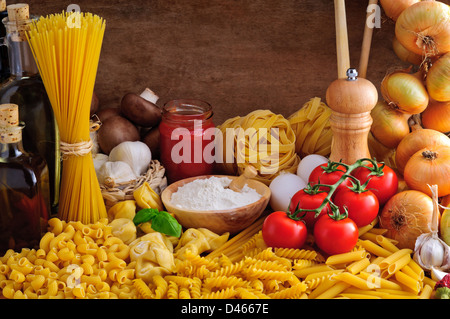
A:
<box><xmin>7</xmin><ymin>0</ymin><xmax>442</xmax><ymax>125</ymax></box>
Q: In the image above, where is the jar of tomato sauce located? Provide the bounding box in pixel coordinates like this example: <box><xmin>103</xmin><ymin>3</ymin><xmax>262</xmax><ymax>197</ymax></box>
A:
<box><xmin>159</xmin><ymin>99</ymin><xmax>215</xmax><ymax>184</ymax></box>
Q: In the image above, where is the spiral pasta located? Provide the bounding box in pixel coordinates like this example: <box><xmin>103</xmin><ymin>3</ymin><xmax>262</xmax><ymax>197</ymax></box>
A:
<box><xmin>0</xmin><ymin>206</ymin><xmax>435</xmax><ymax>299</ymax></box>
<box><xmin>217</xmin><ymin>109</ymin><xmax>300</xmax><ymax>185</ymax></box>
<box><xmin>288</xmin><ymin>97</ymin><xmax>333</xmax><ymax>157</ymax></box>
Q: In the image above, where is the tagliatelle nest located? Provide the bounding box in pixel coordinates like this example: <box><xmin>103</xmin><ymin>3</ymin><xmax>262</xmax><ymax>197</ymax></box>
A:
<box><xmin>100</xmin><ymin>159</ymin><xmax>167</xmax><ymax>210</ymax></box>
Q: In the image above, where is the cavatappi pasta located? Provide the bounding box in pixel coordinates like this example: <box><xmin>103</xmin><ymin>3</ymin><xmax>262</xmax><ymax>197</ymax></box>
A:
<box><xmin>0</xmin><ymin>211</ymin><xmax>437</xmax><ymax>299</ymax></box>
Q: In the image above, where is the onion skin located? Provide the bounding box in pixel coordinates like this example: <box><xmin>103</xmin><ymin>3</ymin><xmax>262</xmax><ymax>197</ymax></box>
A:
<box><xmin>392</xmin><ymin>36</ymin><xmax>423</xmax><ymax>65</ymax></box>
<box><xmin>381</xmin><ymin>71</ymin><xmax>429</xmax><ymax>114</ymax></box>
<box><xmin>380</xmin><ymin>0</ymin><xmax>419</xmax><ymax>21</ymax></box>
<box><xmin>370</xmin><ymin>100</ymin><xmax>411</xmax><ymax>149</ymax></box>
<box><xmin>421</xmin><ymin>99</ymin><xmax>450</xmax><ymax>133</ymax></box>
<box><xmin>404</xmin><ymin>145</ymin><xmax>450</xmax><ymax>197</ymax></box>
<box><xmin>380</xmin><ymin>190</ymin><xmax>434</xmax><ymax>250</ymax></box>
<box><xmin>395</xmin><ymin>128</ymin><xmax>450</xmax><ymax>174</ymax></box>
<box><xmin>395</xmin><ymin>1</ymin><xmax>450</xmax><ymax>57</ymax></box>
<box><xmin>426</xmin><ymin>52</ymin><xmax>450</xmax><ymax>102</ymax></box>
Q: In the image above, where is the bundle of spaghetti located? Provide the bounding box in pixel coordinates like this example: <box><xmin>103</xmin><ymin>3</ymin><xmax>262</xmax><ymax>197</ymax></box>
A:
<box><xmin>27</xmin><ymin>12</ymin><xmax>107</xmax><ymax>223</ymax></box>
<box><xmin>216</xmin><ymin>109</ymin><xmax>300</xmax><ymax>185</ymax></box>
<box><xmin>288</xmin><ymin>97</ymin><xmax>333</xmax><ymax>158</ymax></box>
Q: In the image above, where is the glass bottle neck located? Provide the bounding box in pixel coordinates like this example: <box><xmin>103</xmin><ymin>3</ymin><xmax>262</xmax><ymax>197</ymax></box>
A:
<box><xmin>2</xmin><ymin>17</ymin><xmax>39</xmax><ymax>78</ymax></box>
<box><xmin>0</xmin><ymin>140</ymin><xmax>23</xmax><ymax>159</ymax></box>
<box><xmin>0</xmin><ymin>125</ymin><xmax>24</xmax><ymax>159</ymax></box>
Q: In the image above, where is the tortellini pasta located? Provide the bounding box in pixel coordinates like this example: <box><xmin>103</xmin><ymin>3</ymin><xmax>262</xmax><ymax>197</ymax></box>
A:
<box><xmin>108</xmin><ymin>200</ymin><xmax>137</xmax><ymax>221</ymax></box>
<box><xmin>109</xmin><ymin>218</ymin><xmax>137</xmax><ymax>244</ymax></box>
<box><xmin>174</xmin><ymin>228</ymin><xmax>229</xmax><ymax>259</ymax></box>
<box><xmin>129</xmin><ymin>232</ymin><xmax>176</xmax><ymax>283</ymax></box>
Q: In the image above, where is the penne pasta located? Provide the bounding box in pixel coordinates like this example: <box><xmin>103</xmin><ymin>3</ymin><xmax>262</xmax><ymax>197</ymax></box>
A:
<box><xmin>346</xmin><ymin>258</ymin><xmax>371</xmax><ymax>275</ymax></box>
<box><xmin>395</xmin><ymin>270</ymin><xmax>421</xmax><ymax>294</ymax></box>
<box><xmin>315</xmin><ymin>282</ymin><xmax>351</xmax><ymax>299</ymax></box>
<box><xmin>332</xmin><ymin>272</ymin><xmax>372</xmax><ymax>290</ymax></box>
<box><xmin>325</xmin><ymin>250</ymin><xmax>366</xmax><ymax>266</ymax></box>
<box><xmin>375</xmin><ymin>235</ymin><xmax>399</xmax><ymax>253</ymax></box>
<box><xmin>379</xmin><ymin>248</ymin><xmax>412</xmax><ymax>269</ymax></box>
<box><xmin>358</xmin><ymin>239</ymin><xmax>392</xmax><ymax>258</ymax></box>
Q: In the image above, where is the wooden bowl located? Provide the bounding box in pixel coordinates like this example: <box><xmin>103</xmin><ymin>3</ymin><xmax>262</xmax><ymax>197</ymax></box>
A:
<box><xmin>161</xmin><ymin>175</ymin><xmax>271</xmax><ymax>234</ymax></box>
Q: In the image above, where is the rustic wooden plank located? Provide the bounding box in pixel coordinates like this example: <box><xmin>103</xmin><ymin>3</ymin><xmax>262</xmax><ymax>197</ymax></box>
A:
<box><xmin>8</xmin><ymin>0</ymin><xmax>426</xmax><ymax>124</ymax></box>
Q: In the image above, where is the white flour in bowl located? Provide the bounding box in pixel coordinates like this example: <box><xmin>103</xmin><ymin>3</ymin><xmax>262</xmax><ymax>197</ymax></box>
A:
<box><xmin>170</xmin><ymin>176</ymin><xmax>262</xmax><ymax>210</ymax></box>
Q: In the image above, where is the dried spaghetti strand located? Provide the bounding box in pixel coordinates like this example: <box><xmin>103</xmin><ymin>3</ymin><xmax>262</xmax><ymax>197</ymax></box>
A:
<box><xmin>27</xmin><ymin>12</ymin><xmax>107</xmax><ymax>223</ymax></box>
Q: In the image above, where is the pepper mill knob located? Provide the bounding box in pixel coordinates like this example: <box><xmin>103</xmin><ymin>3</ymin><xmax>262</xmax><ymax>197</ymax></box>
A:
<box><xmin>326</xmin><ymin>68</ymin><xmax>378</xmax><ymax>164</ymax></box>
<box><xmin>346</xmin><ymin>68</ymin><xmax>358</xmax><ymax>81</ymax></box>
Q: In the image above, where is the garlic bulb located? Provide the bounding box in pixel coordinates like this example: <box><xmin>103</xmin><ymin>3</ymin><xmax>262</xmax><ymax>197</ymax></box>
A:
<box><xmin>93</xmin><ymin>153</ymin><xmax>109</xmax><ymax>173</ymax></box>
<box><xmin>97</xmin><ymin>161</ymin><xmax>137</xmax><ymax>188</ymax></box>
<box><xmin>413</xmin><ymin>185</ymin><xmax>450</xmax><ymax>271</ymax></box>
<box><xmin>109</xmin><ymin>141</ymin><xmax>152</xmax><ymax>177</ymax></box>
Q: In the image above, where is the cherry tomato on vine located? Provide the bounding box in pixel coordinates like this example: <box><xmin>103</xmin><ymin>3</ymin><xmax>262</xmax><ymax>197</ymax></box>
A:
<box><xmin>262</xmin><ymin>211</ymin><xmax>307</xmax><ymax>249</ymax></box>
<box><xmin>352</xmin><ymin>162</ymin><xmax>398</xmax><ymax>206</ymax></box>
<box><xmin>333</xmin><ymin>187</ymin><xmax>379</xmax><ymax>227</ymax></box>
<box><xmin>308</xmin><ymin>162</ymin><xmax>351</xmax><ymax>194</ymax></box>
<box><xmin>313</xmin><ymin>211</ymin><xmax>358</xmax><ymax>255</ymax></box>
<box><xmin>289</xmin><ymin>187</ymin><xmax>331</xmax><ymax>229</ymax></box>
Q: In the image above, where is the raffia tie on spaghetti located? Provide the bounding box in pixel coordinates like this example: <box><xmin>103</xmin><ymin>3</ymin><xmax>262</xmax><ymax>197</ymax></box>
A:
<box><xmin>59</xmin><ymin>119</ymin><xmax>101</xmax><ymax>159</ymax></box>
<box><xmin>60</xmin><ymin>139</ymin><xmax>94</xmax><ymax>160</ymax></box>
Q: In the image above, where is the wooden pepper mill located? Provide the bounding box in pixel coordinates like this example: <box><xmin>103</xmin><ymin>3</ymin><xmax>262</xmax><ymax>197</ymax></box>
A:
<box><xmin>326</xmin><ymin>69</ymin><xmax>378</xmax><ymax>164</ymax></box>
<box><xmin>326</xmin><ymin>0</ymin><xmax>378</xmax><ymax>164</ymax></box>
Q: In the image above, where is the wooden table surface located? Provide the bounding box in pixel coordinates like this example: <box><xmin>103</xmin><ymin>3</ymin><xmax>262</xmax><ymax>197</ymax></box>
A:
<box><xmin>7</xmin><ymin>0</ymin><xmax>443</xmax><ymax>125</ymax></box>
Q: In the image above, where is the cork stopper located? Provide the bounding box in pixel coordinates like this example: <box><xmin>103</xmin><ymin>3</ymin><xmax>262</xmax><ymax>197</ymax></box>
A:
<box><xmin>0</xmin><ymin>1</ymin><xmax>6</xmax><ymax>12</ymax></box>
<box><xmin>7</xmin><ymin>3</ymin><xmax>29</xmax><ymax>22</ymax></box>
<box><xmin>0</xmin><ymin>104</ymin><xmax>19</xmax><ymax>127</ymax></box>
<box><xmin>6</xmin><ymin>3</ymin><xmax>30</xmax><ymax>42</ymax></box>
<box><xmin>0</xmin><ymin>103</ymin><xmax>22</xmax><ymax>144</ymax></box>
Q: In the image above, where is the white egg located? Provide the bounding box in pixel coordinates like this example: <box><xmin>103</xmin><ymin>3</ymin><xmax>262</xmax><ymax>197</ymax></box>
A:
<box><xmin>269</xmin><ymin>173</ymin><xmax>307</xmax><ymax>212</ymax></box>
<box><xmin>297</xmin><ymin>154</ymin><xmax>328</xmax><ymax>182</ymax></box>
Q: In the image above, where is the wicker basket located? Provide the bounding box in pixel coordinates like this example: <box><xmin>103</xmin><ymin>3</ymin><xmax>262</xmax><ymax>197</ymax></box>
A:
<box><xmin>100</xmin><ymin>160</ymin><xmax>167</xmax><ymax>211</ymax></box>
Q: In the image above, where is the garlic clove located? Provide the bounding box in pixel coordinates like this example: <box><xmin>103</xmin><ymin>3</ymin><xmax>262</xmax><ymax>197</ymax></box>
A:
<box><xmin>431</xmin><ymin>267</ymin><xmax>449</xmax><ymax>281</ymax></box>
<box><xmin>93</xmin><ymin>153</ymin><xmax>109</xmax><ymax>173</ymax></box>
<box><xmin>109</xmin><ymin>141</ymin><xmax>152</xmax><ymax>177</ymax></box>
<box><xmin>97</xmin><ymin>161</ymin><xmax>137</xmax><ymax>188</ymax></box>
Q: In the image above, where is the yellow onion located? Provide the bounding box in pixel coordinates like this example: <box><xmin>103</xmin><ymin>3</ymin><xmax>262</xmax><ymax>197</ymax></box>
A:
<box><xmin>395</xmin><ymin>127</ymin><xmax>450</xmax><ymax>174</ymax></box>
<box><xmin>380</xmin><ymin>190</ymin><xmax>434</xmax><ymax>250</ymax></box>
<box><xmin>370</xmin><ymin>100</ymin><xmax>411</xmax><ymax>149</ymax></box>
<box><xmin>368</xmin><ymin>132</ymin><xmax>397</xmax><ymax>170</ymax></box>
<box><xmin>380</xmin><ymin>0</ymin><xmax>420</xmax><ymax>21</ymax></box>
<box><xmin>426</xmin><ymin>52</ymin><xmax>450</xmax><ymax>102</ymax></box>
<box><xmin>381</xmin><ymin>70</ymin><xmax>429</xmax><ymax>114</ymax></box>
<box><xmin>392</xmin><ymin>36</ymin><xmax>424</xmax><ymax>65</ymax></box>
<box><xmin>395</xmin><ymin>1</ymin><xmax>450</xmax><ymax>57</ymax></box>
<box><xmin>404</xmin><ymin>145</ymin><xmax>450</xmax><ymax>197</ymax></box>
<box><xmin>421</xmin><ymin>99</ymin><xmax>450</xmax><ymax>133</ymax></box>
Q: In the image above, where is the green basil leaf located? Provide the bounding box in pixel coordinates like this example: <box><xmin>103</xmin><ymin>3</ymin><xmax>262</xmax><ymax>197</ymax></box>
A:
<box><xmin>150</xmin><ymin>210</ymin><xmax>182</xmax><ymax>237</ymax></box>
<box><xmin>133</xmin><ymin>208</ymin><xmax>159</xmax><ymax>225</ymax></box>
